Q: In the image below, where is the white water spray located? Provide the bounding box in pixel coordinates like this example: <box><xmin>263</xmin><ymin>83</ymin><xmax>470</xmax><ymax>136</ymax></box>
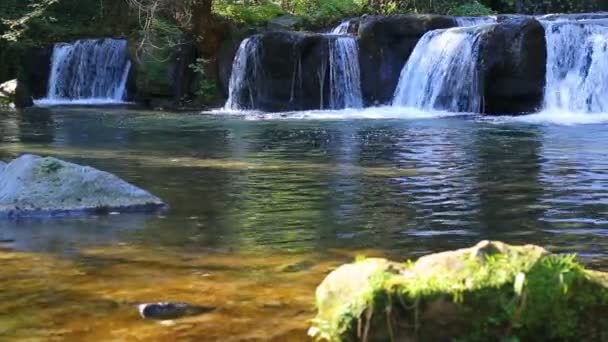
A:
<box><xmin>542</xmin><ymin>20</ymin><xmax>608</xmax><ymax>113</ymax></box>
<box><xmin>329</xmin><ymin>37</ymin><xmax>363</xmax><ymax>109</ymax></box>
<box><xmin>392</xmin><ymin>26</ymin><xmax>487</xmax><ymax>113</ymax></box>
<box><xmin>225</xmin><ymin>37</ymin><xmax>262</xmax><ymax>110</ymax></box>
<box><xmin>37</xmin><ymin>39</ymin><xmax>131</xmax><ymax>105</ymax></box>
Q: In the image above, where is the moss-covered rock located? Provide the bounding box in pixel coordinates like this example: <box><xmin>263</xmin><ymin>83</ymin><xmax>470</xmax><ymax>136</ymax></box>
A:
<box><xmin>310</xmin><ymin>241</ymin><xmax>608</xmax><ymax>341</ymax></box>
<box><xmin>0</xmin><ymin>154</ymin><xmax>166</xmax><ymax>218</ymax></box>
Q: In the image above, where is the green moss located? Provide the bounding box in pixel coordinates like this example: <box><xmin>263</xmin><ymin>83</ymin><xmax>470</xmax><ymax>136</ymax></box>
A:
<box><xmin>38</xmin><ymin>158</ymin><xmax>63</xmax><ymax>174</ymax></box>
<box><xmin>311</xmin><ymin>241</ymin><xmax>608</xmax><ymax>341</ymax></box>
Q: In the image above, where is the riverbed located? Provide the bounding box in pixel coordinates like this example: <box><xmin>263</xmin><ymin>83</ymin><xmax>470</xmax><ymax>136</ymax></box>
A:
<box><xmin>1</xmin><ymin>106</ymin><xmax>607</xmax><ymax>340</ymax></box>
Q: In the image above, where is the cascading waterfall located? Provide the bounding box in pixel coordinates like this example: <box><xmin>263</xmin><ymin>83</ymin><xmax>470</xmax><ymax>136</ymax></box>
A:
<box><xmin>37</xmin><ymin>39</ymin><xmax>131</xmax><ymax>105</ymax></box>
<box><xmin>326</xmin><ymin>20</ymin><xmax>363</xmax><ymax>109</ymax></box>
<box><xmin>329</xmin><ymin>37</ymin><xmax>363</xmax><ymax>109</ymax></box>
<box><xmin>331</xmin><ymin>21</ymin><xmax>351</xmax><ymax>34</ymax></box>
<box><xmin>225</xmin><ymin>37</ymin><xmax>262</xmax><ymax>110</ymax></box>
<box><xmin>456</xmin><ymin>16</ymin><xmax>497</xmax><ymax>27</ymax></box>
<box><xmin>392</xmin><ymin>26</ymin><xmax>487</xmax><ymax>113</ymax></box>
<box><xmin>541</xmin><ymin>20</ymin><xmax>608</xmax><ymax>113</ymax></box>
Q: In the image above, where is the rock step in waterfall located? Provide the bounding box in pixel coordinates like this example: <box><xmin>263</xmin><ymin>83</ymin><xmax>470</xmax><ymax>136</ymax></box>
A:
<box><xmin>223</xmin><ymin>14</ymin><xmax>608</xmax><ymax>115</ymax></box>
<box><xmin>35</xmin><ymin>38</ymin><xmax>131</xmax><ymax>106</ymax></box>
<box><xmin>225</xmin><ymin>21</ymin><xmax>363</xmax><ymax>112</ymax></box>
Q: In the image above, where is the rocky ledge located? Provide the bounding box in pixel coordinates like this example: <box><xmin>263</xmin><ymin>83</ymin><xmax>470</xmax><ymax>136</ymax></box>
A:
<box><xmin>0</xmin><ymin>154</ymin><xmax>166</xmax><ymax>218</ymax></box>
<box><xmin>310</xmin><ymin>241</ymin><xmax>608</xmax><ymax>341</ymax></box>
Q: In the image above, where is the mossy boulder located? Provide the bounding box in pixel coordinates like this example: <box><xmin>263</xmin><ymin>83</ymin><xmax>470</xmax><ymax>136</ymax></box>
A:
<box><xmin>0</xmin><ymin>154</ymin><xmax>166</xmax><ymax>218</ymax></box>
<box><xmin>0</xmin><ymin>79</ymin><xmax>17</xmax><ymax>107</ymax></box>
<box><xmin>310</xmin><ymin>241</ymin><xmax>608</xmax><ymax>342</ymax></box>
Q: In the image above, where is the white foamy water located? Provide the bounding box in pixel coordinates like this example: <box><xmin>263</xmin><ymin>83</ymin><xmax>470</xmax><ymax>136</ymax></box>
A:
<box><xmin>542</xmin><ymin>20</ymin><xmax>608</xmax><ymax>113</ymax></box>
<box><xmin>36</xmin><ymin>39</ymin><xmax>131</xmax><ymax>106</ymax></box>
<box><xmin>329</xmin><ymin>37</ymin><xmax>363</xmax><ymax>109</ymax></box>
<box><xmin>393</xmin><ymin>26</ymin><xmax>488</xmax><ymax>113</ymax></box>
<box><xmin>455</xmin><ymin>16</ymin><xmax>497</xmax><ymax>27</ymax></box>
<box><xmin>216</xmin><ymin>106</ymin><xmax>466</xmax><ymax>121</ymax></box>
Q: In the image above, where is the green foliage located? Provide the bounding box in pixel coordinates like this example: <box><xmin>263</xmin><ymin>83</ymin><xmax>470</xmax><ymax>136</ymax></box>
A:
<box><xmin>214</xmin><ymin>1</ymin><xmax>285</xmax><ymax>25</ymax></box>
<box><xmin>188</xmin><ymin>58</ymin><xmax>219</xmax><ymax>104</ymax></box>
<box><xmin>449</xmin><ymin>1</ymin><xmax>496</xmax><ymax>15</ymax></box>
<box><xmin>137</xmin><ymin>18</ymin><xmax>182</xmax><ymax>96</ymax></box>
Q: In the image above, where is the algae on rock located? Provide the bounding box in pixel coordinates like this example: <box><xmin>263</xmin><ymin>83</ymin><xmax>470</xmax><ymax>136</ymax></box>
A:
<box><xmin>310</xmin><ymin>241</ymin><xmax>608</xmax><ymax>342</ymax></box>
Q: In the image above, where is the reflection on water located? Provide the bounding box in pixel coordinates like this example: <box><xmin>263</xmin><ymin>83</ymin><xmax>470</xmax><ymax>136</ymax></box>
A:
<box><xmin>1</xmin><ymin>107</ymin><xmax>608</xmax><ymax>340</ymax></box>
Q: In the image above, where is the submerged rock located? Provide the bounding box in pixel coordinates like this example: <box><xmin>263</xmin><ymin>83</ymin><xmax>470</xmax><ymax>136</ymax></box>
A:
<box><xmin>0</xmin><ymin>154</ymin><xmax>165</xmax><ymax>218</ymax></box>
<box><xmin>310</xmin><ymin>241</ymin><xmax>608</xmax><ymax>341</ymax></box>
<box><xmin>138</xmin><ymin>302</ymin><xmax>215</xmax><ymax>320</ymax></box>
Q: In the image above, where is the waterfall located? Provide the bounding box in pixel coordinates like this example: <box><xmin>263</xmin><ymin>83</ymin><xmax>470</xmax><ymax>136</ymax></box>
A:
<box><xmin>392</xmin><ymin>26</ymin><xmax>487</xmax><ymax>113</ymax></box>
<box><xmin>37</xmin><ymin>39</ymin><xmax>131</xmax><ymax>105</ymax></box>
<box><xmin>225</xmin><ymin>37</ymin><xmax>262</xmax><ymax>110</ymax></box>
<box><xmin>329</xmin><ymin>37</ymin><xmax>363</xmax><ymax>109</ymax></box>
<box><xmin>542</xmin><ymin>20</ymin><xmax>608</xmax><ymax>113</ymax></box>
<box><xmin>332</xmin><ymin>21</ymin><xmax>351</xmax><ymax>34</ymax></box>
<box><xmin>456</xmin><ymin>16</ymin><xmax>497</xmax><ymax>27</ymax></box>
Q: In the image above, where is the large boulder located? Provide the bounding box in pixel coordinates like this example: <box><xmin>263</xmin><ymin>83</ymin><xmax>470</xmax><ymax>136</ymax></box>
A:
<box><xmin>226</xmin><ymin>31</ymin><xmax>335</xmax><ymax>112</ymax></box>
<box><xmin>0</xmin><ymin>155</ymin><xmax>165</xmax><ymax>218</ymax></box>
<box><xmin>358</xmin><ymin>15</ymin><xmax>457</xmax><ymax>106</ymax></box>
<box><xmin>479</xmin><ymin>17</ymin><xmax>547</xmax><ymax>114</ymax></box>
<box><xmin>310</xmin><ymin>241</ymin><xmax>608</xmax><ymax>341</ymax></box>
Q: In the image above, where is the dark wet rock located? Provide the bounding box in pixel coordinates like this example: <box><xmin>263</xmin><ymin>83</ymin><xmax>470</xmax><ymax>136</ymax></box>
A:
<box><xmin>138</xmin><ymin>302</ymin><xmax>215</xmax><ymax>320</ymax></box>
<box><xmin>15</xmin><ymin>45</ymin><xmax>53</xmax><ymax>108</ymax></box>
<box><xmin>358</xmin><ymin>14</ymin><xmax>457</xmax><ymax>106</ymax></box>
<box><xmin>310</xmin><ymin>241</ymin><xmax>608</xmax><ymax>341</ymax></box>
<box><xmin>479</xmin><ymin>17</ymin><xmax>546</xmax><ymax>114</ymax></box>
<box><xmin>228</xmin><ymin>31</ymin><xmax>336</xmax><ymax>112</ymax></box>
<box><xmin>0</xmin><ymin>154</ymin><xmax>166</xmax><ymax>218</ymax></box>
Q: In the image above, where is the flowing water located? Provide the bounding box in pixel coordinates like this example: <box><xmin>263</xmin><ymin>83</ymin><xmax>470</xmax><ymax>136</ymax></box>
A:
<box><xmin>225</xmin><ymin>38</ymin><xmax>262</xmax><ymax>111</ymax></box>
<box><xmin>1</xmin><ymin>107</ymin><xmax>607</xmax><ymax>340</ymax></box>
<box><xmin>36</xmin><ymin>39</ymin><xmax>131</xmax><ymax>106</ymax></box>
<box><xmin>328</xmin><ymin>37</ymin><xmax>363</xmax><ymax>109</ymax></box>
<box><xmin>541</xmin><ymin>19</ymin><xmax>608</xmax><ymax>113</ymax></box>
<box><xmin>392</xmin><ymin>26</ymin><xmax>488</xmax><ymax>112</ymax></box>
<box><xmin>455</xmin><ymin>16</ymin><xmax>497</xmax><ymax>27</ymax></box>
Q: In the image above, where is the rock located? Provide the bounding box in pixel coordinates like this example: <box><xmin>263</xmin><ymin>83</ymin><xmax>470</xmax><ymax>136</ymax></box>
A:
<box><xmin>479</xmin><ymin>17</ymin><xmax>547</xmax><ymax>114</ymax></box>
<box><xmin>227</xmin><ymin>31</ymin><xmax>335</xmax><ymax>112</ymax></box>
<box><xmin>310</xmin><ymin>241</ymin><xmax>608</xmax><ymax>341</ymax></box>
<box><xmin>358</xmin><ymin>15</ymin><xmax>457</xmax><ymax>106</ymax></box>
<box><xmin>138</xmin><ymin>302</ymin><xmax>215</xmax><ymax>320</ymax></box>
<box><xmin>267</xmin><ymin>15</ymin><xmax>304</xmax><ymax>32</ymax></box>
<box><xmin>0</xmin><ymin>79</ymin><xmax>17</xmax><ymax>106</ymax></box>
<box><xmin>15</xmin><ymin>45</ymin><xmax>53</xmax><ymax>108</ymax></box>
<box><xmin>0</xmin><ymin>154</ymin><xmax>166</xmax><ymax>218</ymax></box>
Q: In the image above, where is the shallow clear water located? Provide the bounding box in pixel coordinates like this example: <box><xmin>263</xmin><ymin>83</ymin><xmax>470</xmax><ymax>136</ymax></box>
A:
<box><xmin>1</xmin><ymin>107</ymin><xmax>607</xmax><ymax>340</ymax></box>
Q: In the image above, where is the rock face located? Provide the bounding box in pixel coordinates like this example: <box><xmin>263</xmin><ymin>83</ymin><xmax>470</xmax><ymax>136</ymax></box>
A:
<box><xmin>227</xmin><ymin>31</ymin><xmax>334</xmax><ymax>112</ymax></box>
<box><xmin>480</xmin><ymin>17</ymin><xmax>547</xmax><ymax>114</ymax></box>
<box><xmin>310</xmin><ymin>241</ymin><xmax>608</xmax><ymax>342</ymax></box>
<box><xmin>0</xmin><ymin>155</ymin><xmax>165</xmax><ymax>218</ymax></box>
<box><xmin>357</xmin><ymin>15</ymin><xmax>457</xmax><ymax>106</ymax></box>
<box><xmin>15</xmin><ymin>46</ymin><xmax>53</xmax><ymax>108</ymax></box>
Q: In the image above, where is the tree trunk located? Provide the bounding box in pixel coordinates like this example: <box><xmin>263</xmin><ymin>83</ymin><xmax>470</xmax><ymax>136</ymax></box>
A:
<box><xmin>191</xmin><ymin>0</ymin><xmax>225</xmax><ymax>83</ymax></box>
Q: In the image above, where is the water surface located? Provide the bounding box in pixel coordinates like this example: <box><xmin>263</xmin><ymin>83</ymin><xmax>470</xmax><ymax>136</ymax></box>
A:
<box><xmin>1</xmin><ymin>107</ymin><xmax>607</xmax><ymax>340</ymax></box>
